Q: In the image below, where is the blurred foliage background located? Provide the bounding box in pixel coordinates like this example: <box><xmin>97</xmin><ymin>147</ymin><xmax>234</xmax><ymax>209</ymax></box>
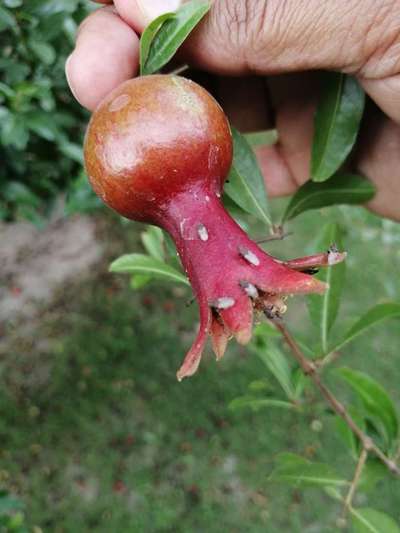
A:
<box><xmin>0</xmin><ymin>0</ymin><xmax>99</xmax><ymax>224</ymax></box>
<box><xmin>1</xmin><ymin>2</ymin><xmax>400</xmax><ymax>532</ymax></box>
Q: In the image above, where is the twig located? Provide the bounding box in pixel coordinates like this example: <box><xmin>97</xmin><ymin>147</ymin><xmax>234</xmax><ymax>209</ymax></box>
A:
<box><xmin>169</xmin><ymin>64</ymin><xmax>189</xmax><ymax>76</ymax></box>
<box><xmin>274</xmin><ymin>321</ymin><xmax>400</xmax><ymax>477</ymax></box>
<box><xmin>342</xmin><ymin>449</ymin><xmax>368</xmax><ymax>518</ymax></box>
<box><xmin>315</xmin><ymin>350</ymin><xmax>342</xmax><ymax>369</ymax></box>
<box><xmin>255</xmin><ymin>231</ymin><xmax>293</xmax><ymax>244</ymax></box>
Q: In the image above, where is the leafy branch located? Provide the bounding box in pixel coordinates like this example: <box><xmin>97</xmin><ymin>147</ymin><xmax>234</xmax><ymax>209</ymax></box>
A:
<box><xmin>274</xmin><ymin>321</ymin><xmax>400</xmax><ymax>477</ymax></box>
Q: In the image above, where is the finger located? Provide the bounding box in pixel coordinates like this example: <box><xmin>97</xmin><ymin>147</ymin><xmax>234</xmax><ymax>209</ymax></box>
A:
<box><xmin>113</xmin><ymin>0</ymin><xmax>181</xmax><ymax>33</ymax></box>
<box><xmin>216</xmin><ymin>75</ymin><xmax>296</xmax><ymax>197</ymax></box>
<box><xmin>360</xmin><ymin>76</ymin><xmax>400</xmax><ymax>124</ymax></box>
<box><xmin>183</xmin><ymin>0</ymin><xmax>400</xmax><ymax>127</ymax></box>
<box><xmin>267</xmin><ymin>73</ymin><xmax>319</xmax><ymax>188</ymax></box>
<box><xmin>356</xmin><ymin>111</ymin><xmax>400</xmax><ymax>221</ymax></box>
<box><xmin>66</xmin><ymin>8</ymin><xmax>139</xmax><ymax>110</ymax></box>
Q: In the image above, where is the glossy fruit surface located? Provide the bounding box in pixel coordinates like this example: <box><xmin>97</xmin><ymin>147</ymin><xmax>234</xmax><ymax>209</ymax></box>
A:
<box><xmin>84</xmin><ymin>75</ymin><xmax>232</xmax><ymax>223</ymax></box>
<box><xmin>84</xmin><ymin>75</ymin><xmax>345</xmax><ymax>380</ymax></box>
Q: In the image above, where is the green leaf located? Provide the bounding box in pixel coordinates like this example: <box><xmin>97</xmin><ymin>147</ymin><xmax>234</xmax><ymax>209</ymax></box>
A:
<box><xmin>0</xmin><ymin>493</ymin><xmax>24</xmax><ymax>514</ymax></box>
<box><xmin>0</xmin><ymin>6</ymin><xmax>16</xmax><ymax>32</ymax></box>
<box><xmin>1</xmin><ymin>114</ymin><xmax>29</xmax><ymax>149</ymax></box>
<box><xmin>26</xmin><ymin>111</ymin><xmax>60</xmax><ymax>141</ymax></box>
<box><xmin>140</xmin><ymin>12</ymin><xmax>176</xmax><ymax>75</ymax></box>
<box><xmin>351</xmin><ymin>508</ymin><xmax>400</xmax><ymax>533</ymax></box>
<box><xmin>28</xmin><ymin>40</ymin><xmax>56</xmax><ymax>65</ymax></box>
<box><xmin>225</xmin><ymin>128</ymin><xmax>271</xmax><ymax>226</ymax></box>
<box><xmin>254</xmin><ymin>344</ymin><xmax>294</xmax><ymax>400</ymax></box>
<box><xmin>142</xmin><ymin>0</ymin><xmax>211</xmax><ymax>75</ymax></box>
<box><xmin>130</xmin><ymin>274</ymin><xmax>152</xmax><ymax>290</ymax></box>
<box><xmin>141</xmin><ymin>226</ymin><xmax>165</xmax><ymax>261</ymax></box>
<box><xmin>59</xmin><ymin>142</ymin><xmax>83</xmax><ymax>164</ymax></box>
<box><xmin>4</xmin><ymin>0</ymin><xmax>23</xmax><ymax>7</ymax></box>
<box><xmin>110</xmin><ymin>253</ymin><xmax>190</xmax><ymax>286</ymax></box>
<box><xmin>3</xmin><ymin>182</ymin><xmax>40</xmax><ymax>207</ymax></box>
<box><xmin>334</xmin><ymin>407</ymin><xmax>365</xmax><ymax>459</ymax></box>
<box><xmin>253</xmin><ymin>322</ymin><xmax>281</xmax><ymax>339</ymax></box>
<box><xmin>229</xmin><ymin>396</ymin><xmax>295</xmax><ymax>412</ymax></box>
<box><xmin>331</xmin><ymin>303</ymin><xmax>400</xmax><ymax>353</ymax></box>
<box><xmin>244</xmin><ymin>129</ymin><xmax>278</xmax><ymax>147</ymax></box>
<box><xmin>358</xmin><ymin>460</ymin><xmax>387</xmax><ymax>493</ymax></box>
<box><xmin>0</xmin><ymin>82</ymin><xmax>15</xmax><ymax>99</ymax></box>
<box><xmin>336</xmin><ymin>367</ymin><xmax>399</xmax><ymax>445</ymax></box>
<box><xmin>307</xmin><ymin>223</ymin><xmax>346</xmax><ymax>352</ymax></box>
<box><xmin>282</xmin><ymin>172</ymin><xmax>375</xmax><ymax>222</ymax></box>
<box><xmin>311</xmin><ymin>73</ymin><xmax>365</xmax><ymax>182</ymax></box>
<box><xmin>269</xmin><ymin>453</ymin><xmax>348</xmax><ymax>488</ymax></box>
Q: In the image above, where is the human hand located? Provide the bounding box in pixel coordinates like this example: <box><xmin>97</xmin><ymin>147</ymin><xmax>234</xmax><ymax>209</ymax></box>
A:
<box><xmin>66</xmin><ymin>0</ymin><xmax>400</xmax><ymax>221</ymax></box>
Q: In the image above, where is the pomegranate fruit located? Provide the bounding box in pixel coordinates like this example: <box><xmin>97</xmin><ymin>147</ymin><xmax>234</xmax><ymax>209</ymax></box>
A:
<box><xmin>84</xmin><ymin>75</ymin><xmax>345</xmax><ymax>380</ymax></box>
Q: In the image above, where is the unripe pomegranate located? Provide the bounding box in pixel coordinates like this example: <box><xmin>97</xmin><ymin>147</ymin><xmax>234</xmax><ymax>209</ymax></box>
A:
<box><xmin>84</xmin><ymin>75</ymin><xmax>345</xmax><ymax>381</ymax></box>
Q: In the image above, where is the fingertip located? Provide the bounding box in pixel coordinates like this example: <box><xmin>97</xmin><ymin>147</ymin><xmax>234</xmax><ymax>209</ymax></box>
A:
<box><xmin>65</xmin><ymin>9</ymin><xmax>140</xmax><ymax>111</ymax></box>
<box><xmin>114</xmin><ymin>0</ymin><xmax>181</xmax><ymax>33</ymax></box>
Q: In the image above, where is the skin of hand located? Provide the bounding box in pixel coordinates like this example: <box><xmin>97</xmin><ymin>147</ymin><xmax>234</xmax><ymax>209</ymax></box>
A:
<box><xmin>66</xmin><ymin>0</ymin><xmax>400</xmax><ymax>221</ymax></box>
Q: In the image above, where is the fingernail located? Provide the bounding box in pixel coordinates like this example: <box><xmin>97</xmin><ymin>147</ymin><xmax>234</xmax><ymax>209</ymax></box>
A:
<box><xmin>137</xmin><ymin>0</ymin><xmax>181</xmax><ymax>23</ymax></box>
<box><xmin>65</xmin><ymin>54</ymin><xmax>82</xmax><ymax>105</ymax></box>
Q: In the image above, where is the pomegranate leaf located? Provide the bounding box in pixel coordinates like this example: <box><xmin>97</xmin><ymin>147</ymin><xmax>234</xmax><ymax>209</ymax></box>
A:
<box><xmin>282</xmin><ymin>172</ymin><xmax>375</xmax><ymax>222</ymax></box>
<box><xmin>351</xmin><ymin>508</ymin><xmax>400</xmax><ymax>533</ymax></box>
<box><xmin>307</xmin><ymin>223</ymin><xmax>346</xmax><ymax>352</ymax></box>
<box><xmin>268</xmin><ymin>453</ymin><xmax>348</xmax><ymax>488</ymax></box>
<box><xmin>336</xmin><ymin>367</ymin><xmax>399</xmax><ymax>446</ymax></box>
<box><xmin>330</xmin><ymin>302</ymin><xmax>400</xmax><ymax>354</ymax></box>
<box><xmin>110</xmin><ymin>253</ymin><xmax>189</xmax><ymax>286</ymax></box>
<box><xmin>225</xmin><ymin>127</ymin><xmax>271</xmax><ymax>226</ymax></box>
<box><xmin>141</xmin><ymin>0</ymin><xmax>211</xmax><ymax>75</ymax></box>
<box><xmin>244</xmin><ymin>129</ymin><xmax>278</xmax><ymax>147</ymax></box>
<box><xmin>140</xmin><ymin>226</ymin><xmax>165</xmax><ymax>262</ymax></box>
<box><xmin>253</xmin><ymin>344</ymin><xmax>295</xmax><ymax>400</ymax></box>
<box><xmin>229</xmin><ymin>397</ymin><xmax>295</xmax><ymax>412</ymax></box>
<box><xmin>139</xmin><ymin>12</ymin><xmax>176</xmax><ymax>75</ymax></box>
<box><xmin>130</xmin><ymin>274</ymin><xmax>152</xmax><ymax>289</ymax></box>
<box><xmin>0</xmin><ymin>6</ymin><xmax>17</xmax><ymax>32</ymax></box>
<box><xmin>334</xmin><ymin>407</ymin><xmax>366</xmax><ymax>459</ymax></box>
<box><xmin>311</xmin><ymin>73</ymin><xmax>365</xmax><ymax>182</ymax></box>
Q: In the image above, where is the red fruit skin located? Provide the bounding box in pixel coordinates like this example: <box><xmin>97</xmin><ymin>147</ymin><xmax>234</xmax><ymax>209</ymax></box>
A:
<box><xmin>84</xmin><ymin>75</ymin><xmax>232</xmax><ymax>224</ymax></box>
<box><xmin>84</xmin><ymin>75</ymin><xmax>340</xmax><ymax>381</ymax></box>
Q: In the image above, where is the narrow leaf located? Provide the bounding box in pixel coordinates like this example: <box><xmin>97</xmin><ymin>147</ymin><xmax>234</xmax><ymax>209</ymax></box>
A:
<box><xmin>229</xmin><ymin>397</ymin><xmax>295</xmax><ymax>412</ymax></box>
<box><xmin>336</xmin><ymin>367</ymin><xmax>398</xmax><ymax>445</ymax></box>
<box><xmin>142</xmin><ymin>0</ymin><xmax>211</xmax><ymax>75</ymax></box>
<box><xmin>269</xmin><ymin>453</ymin><xmax>348</xmax><ymax>488</ymax></box>
<box><xmin>141</xmin><ymin>226</ymin><xmax>165</xmax><ymax>261</ymax></box>
<box><xmin>307</xmin><ymin>223</ymin><xmax>346</xmax><ymax>352</ymax></box>
<box><xmin>311</xmin><ymin>73</ymin><xmax>365</xmax><ymax>182</ymax></box>
<box><xmin>351</xmin><ymin>508</ymin><xmax>400</xmax><ymax>533</ymax></box>
<box><xmin>140</xmin><ymin>12</ymin><xmax>176</xmax><ymax>74</ymax></box>
<box><xmin>334</xmin><ymin>407</ymin><xmax>365</xmax><ymax>459</ymax></box>
<box><xmin>282</xmin><ymin>173</ymin><xmax>375</xmax><ymax>222</ymax></box>
<box><xmin>0</xmin><ymin>6</ymin><xmax>16</xmax><ymax>32</ymax></box>
<box><xmin>130</xmin><ymin>274</ymin><xmax>152</xmax><ymax>290</ymax></box>
<box><xmin>244</xmin><ymin>129</ymin><xmax>278</xmax><ymax>147</ymax></box>
<box><xmin>331</xmin><ymin>303</ymin><xmax>400</xmax><ymax>353</ymax></box>
<box><xmin>253</xmin><ymin>344</ymin><xmax>295</xmax><ymax>400</ymax></box>
<box><xmin>110</xmin><ymin>253</ymin><xmax>190</xmax><ymax>285</ymax></box>
<box><xmin>225</xmin><ymin>127</ymin><xmax>271</xmax><ymax>226</ymax></box>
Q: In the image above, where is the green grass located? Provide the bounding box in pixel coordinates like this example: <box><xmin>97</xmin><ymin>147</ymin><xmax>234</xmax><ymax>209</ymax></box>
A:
<box><xmin>1</xmin><ymin>205</ymin><xmax>400</xmax><ymax>532</ymax></box>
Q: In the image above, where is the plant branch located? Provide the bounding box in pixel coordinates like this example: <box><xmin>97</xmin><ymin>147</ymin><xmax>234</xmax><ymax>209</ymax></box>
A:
<box><xmin>315</xmin><ymin>349</ymin><xmax>342</xmax><ymax>369</ymax></box>
<box><xmin>342</xmin><ymin>449</ymin><xmax>368</xmax><ymax>518</ymax></box>
<box><xmin>274</xmin><ymin>321</ymin><xmax>400</xmax><ymax>477</ymax></box>
<box><xmin>256</xmin><ymin>230</ymin><xmax>292</xmax><ymax>244</ymax></box>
